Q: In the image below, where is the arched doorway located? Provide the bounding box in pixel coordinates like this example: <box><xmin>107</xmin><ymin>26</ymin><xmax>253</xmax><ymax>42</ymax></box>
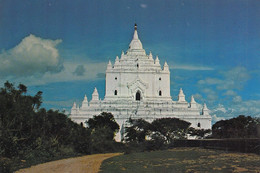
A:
<box><xmin>136</xmin><ymin>91</ymin><xmax>141</xmax><ymax>101</ymax></box>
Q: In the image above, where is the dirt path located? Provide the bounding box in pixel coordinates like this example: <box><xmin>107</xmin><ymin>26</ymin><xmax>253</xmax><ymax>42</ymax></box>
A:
<box><xmin>16</xmin><ymin>153</ymin><xmax>122</xmax><ymax>173</ymax></box>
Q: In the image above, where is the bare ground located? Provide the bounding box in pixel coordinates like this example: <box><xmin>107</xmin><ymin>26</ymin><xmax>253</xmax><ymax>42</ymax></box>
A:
<box><xmin>15</xmin><ymin>153</ymin><xmax>122</xmax><ymax>173</ymax></box>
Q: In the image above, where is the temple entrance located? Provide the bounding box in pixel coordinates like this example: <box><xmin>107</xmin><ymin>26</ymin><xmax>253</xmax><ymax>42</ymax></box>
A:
<box><xmin>136</xmin><ymin>91</ymin><xmax>141</xmax><ymax>101</ymax></box>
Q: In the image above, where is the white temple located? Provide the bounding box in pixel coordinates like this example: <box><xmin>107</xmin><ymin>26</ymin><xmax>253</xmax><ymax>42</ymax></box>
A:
<box><xmin>70</xmin><ymin>24</ymin><xmax>212</xmax><ymax>141</ymax></box>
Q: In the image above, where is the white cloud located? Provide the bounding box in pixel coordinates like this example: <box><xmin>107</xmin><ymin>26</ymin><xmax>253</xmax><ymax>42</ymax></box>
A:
<box><xmin>239</xmin><ymin>100</ymin><xmax>260</xmax><ymax>116</ymax></box>
<box><xmin>198</xmin><ymin>66</ymin><xmax>250</xmax><ymax>90</ymax></box>
<box><xmin>73</xmin><ymin>64</ymin><xmax>86</xmax><ymax>76</ymax></box>
<box><xmin>232</xmin><ymin>95</ymin><xmax>242</xmax><ymax>103</ymax></box>
<box><xmin>198</xmin><ymin>78</ymin><xmax>222</xmax><ymax>85</ymax></box>
<box><xmin>196</xmin><ymin>67</ymin><xmax>256</xmax><ymax>118</ymax></box>
<box><xmin>191</xmin><ymin>66</ymin><xmax>258</xmax><ymax>120</ymax></box>
<box><xmin>0</xmin><ymin>34</ymin><xmax>107</xmax><ymax>85</ymax></box>
<box><xmin>210</xmin><ymin>104</ymin><xmax>238</xmax><ymax>123</ymax></box>
<box><xmin>213</xmin><ymin>104</ymin><xmax>227</xmax><ymax>113</ymax></box>
<box><xmin>0</xmin><ymin>34</ymin><xmax>63</xmax><ymax>77</ymax></box>
<box><xmin>8</xmin><ymin>61</ymin><xmax>107</xmax><ymax>86</ymax></box>
<box><xmin>44</xmin><ymin>99</ymin><xmax>77</xmax><ymax>108</ymax></box>
<box><xmin>222</xmin><ymin>66</ymin><xmax>250</xmax><ymax>82</ymax></box>
<box><xmin>171</xmin><ymin>64</ymin><xmax>214</xmax><ymax>71</ymax></box>
<box><xmin>212</xmin><ymin>114</ymin><xmax>226</xmax><ymax>122</ymax></box>
<box><xmin>218</xmin><ymin>67</ymin><xmax>250</xmax><ymax>90</ymax></box>
<box><xmin>193</xmin><ymin>93</ymin><xmax>203</xmax><ymax>101</ymax></box>
<box><xmin>223</xmin><ymin>90</ymin><xmax>237</xmax><ymax>96</ymax></box>
<box><xmin>202</xmin><ymin>88</ymin><xmax>218</xmax><ymax>101</ymax></box>
<box><xmin>140</xmin><ymin>4</ymin><xmax>147</xmax><ymax>8</ymax></box>
<box><xmin>209</xmin><ymin>98</ymin><xmax>260</xmax><ymax>121</ymax></box>
<box><xmin>96</xmin><ymin>73</ymin><xmax>106</xmax><ymax>79</ymax></box>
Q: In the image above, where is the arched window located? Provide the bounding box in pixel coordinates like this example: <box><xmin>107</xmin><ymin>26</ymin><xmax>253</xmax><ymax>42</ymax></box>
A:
<box><xmin>159</xmin><ymin>77</ymin><xmax>161</xmax><ymax>80</ymax></box>
<box><xmin>115</xmin><ymin>77</ymin><xmax>117</xmax><ymax>80</ymax></box>
<box><xmin>114</xmin><ymin>90</ymin><xmax>117</xmax><ymax>95</ymax></box>
<box><xmin>136</xmin><ymin>91</ymin><xmax>141</xmax><ymax>101</ymax></box>
<box><xmin>137</xmin><ymin>63</ymin><xmax>139</xmax><ymax>68</ymax></box>
<box><xmin>159</xmin><ymin>90</ymin><xmax>162</xmax><ymax>96</ymax></box>
<box><xmin>198</xmin><ymin>123</ymin><xmax>201</xmax><ymax>128</ymax></box>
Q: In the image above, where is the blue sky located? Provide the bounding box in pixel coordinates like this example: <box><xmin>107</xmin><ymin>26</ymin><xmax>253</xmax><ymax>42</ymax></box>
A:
<box><xmin>1</xmin><ymin>0</ymin><xmax>260</xmax><ymax>122</ymax></box>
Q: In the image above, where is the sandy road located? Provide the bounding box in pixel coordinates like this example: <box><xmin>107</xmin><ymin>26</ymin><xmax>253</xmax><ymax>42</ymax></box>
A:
<box><xmin>16</xmin><ymin>153</ymin><xmax>122</xmax><ymax>173</ymax></box>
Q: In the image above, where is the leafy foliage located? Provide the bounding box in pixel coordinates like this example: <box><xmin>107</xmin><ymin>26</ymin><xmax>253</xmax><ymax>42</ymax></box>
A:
<box><xmin>212</xmin><ymin>115</ymin><xmax>260</xmax><ymax>138</ymax></box>
<box><xmin>0</xmin><ymin>81</ymin><xmax>91</xmax><ymax>172</ymax></box>
<box><xmin>86</xmin><ymin>112</ymin><xmax>120</xmax><ymax>153</ymax></box>
<box><xmin>188</xmin><ymin>128</ymin><xmax>211</xmax><ymax>139</ymax></box>
<box><xmin>124</xmin><ymin>117</ymin><xmax>192</xmax><ymax>152</ymax></box>
<box><xmin>151</xmin><ymin>118</ymin><xmax>191</xmax><ymax>142</ymax></box>
<box><xmin>87</xmin><ymin>112</ymin><xmax>119</xmax><ymax>139</ymax></box>
<box><xmin>124</xmin><ymin>118</ymin><xmax>152</xmax><ymax>143</ymax></box>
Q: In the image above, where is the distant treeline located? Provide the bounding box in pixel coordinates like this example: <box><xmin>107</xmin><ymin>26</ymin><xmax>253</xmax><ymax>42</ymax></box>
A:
<box><xmin>122</xmin><ymin>115</ymin><xmax>260</xmax><ymax>154</ymax></box>
<box><xmin>212</xmin><ymin>115</ymin><xmax>260</xmax><ymax>139</ymax></box>
<box><xmin>0</xmin><ymin>82</ymin><xmax>259</xmax><ymax>172</ymax></box>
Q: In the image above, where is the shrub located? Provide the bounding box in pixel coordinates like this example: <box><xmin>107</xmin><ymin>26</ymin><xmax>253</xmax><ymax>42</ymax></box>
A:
<box><xmin>0</xmin><ymin>157</ymin><xmax>11</xmax><ymax>173</ymax></box>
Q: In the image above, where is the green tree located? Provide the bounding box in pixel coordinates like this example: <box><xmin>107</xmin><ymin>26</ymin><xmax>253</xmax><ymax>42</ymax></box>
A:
<box><xmin>151</xmin><ymin>118</ymin><xmax>191</xmax><ymax>143</ymax></box>
<box><xmin>0</xmin><ymin>81</ymin><xmax>42</xmax><ymax>157</ymax></box>
<box><xmin>124</xmin><ymin>118</ymin><xmax>152</xmax><ymax>143</ymax></box>
<box><xmin>0</xmin><ymin>81</ymin><xmax>92</xmax><ymax>172</ymax></box>
<box><xmin>188</xmin><ymin>128</ymin><xmax>211</xmax><ymax>139</ymax></box>
<box><xmin>87</xmin><ymin>112</ymin><xmax>119</xmax><ymax>140</ymax></box>
<box><xmin>86</xmin><ymin>112</ymin><xmax>119</xmax><ymax>153</ymax></box>
<box><xmin>212</xmin><ymin>115</ymin><xmax>260</xmax><ymax>138</ymax></box>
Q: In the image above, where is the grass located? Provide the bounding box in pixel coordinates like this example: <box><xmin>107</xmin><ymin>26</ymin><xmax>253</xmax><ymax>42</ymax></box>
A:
<box><xmin>99</xmin><ymin>148</ymin><xmax>260</xmax><ymax>173</ymax></box>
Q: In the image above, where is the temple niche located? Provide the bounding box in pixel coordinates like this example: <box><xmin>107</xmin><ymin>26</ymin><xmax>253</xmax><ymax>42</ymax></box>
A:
<box><xmin>70</xmin><ymin>24</ymin><xmax>212</xmax><ymax>141</ymax></box>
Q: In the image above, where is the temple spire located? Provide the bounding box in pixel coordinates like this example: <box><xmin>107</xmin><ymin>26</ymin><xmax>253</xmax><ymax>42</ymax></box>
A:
<box><xmin>149</xmin><ymin>51</ymin><xmax>153</xmax><ymax>59</ymax></box>
<box><xmin>133</xmin><ymin>24</ymin><xmax>139</xmax><ymax>40</ymax></box>
<box><xmin>115</xmin><ymin>56</ymin><xmax>119</xmax><ymax>62</ymax></box>
<box><xmin>72</xmin><ymin>102</ymin><xmax>76</xmax><ymax>109</ymax></box>
<box><xmin>91</xmin><ymin>87</ymin><xmax>99</xmax><ymax>101</ymax></box>
<box><xmin>82</xmin><ymin>95</ymin><xmax>89</xmax><ymax>108</ymax></box>
<box><xmin>71</xmin><ymin>102</ymin><xmax>77</xmax><ymax>114</ymax></box>
<box><xmin>178</xmin><ymin>88</ymin><xmax>186</xmax><ymax>102</ymax></box>
<box><xmin>155</xmin><ymin>56</ymin><xmax>160</xmax><ymax>66</ymax></box>
<box><xmin>107</xmin><ymin>60</ymin><xmax>112</xmax><ymax>70</ymax></box>
<box><xmin>190</xmin><ymin>95</ymin><xmax>197</xmax><ymax>108</ymax></box>
<box><xmin>128</xmin><ymin>23</ymin><xmax>143</xmax><ymax>50</ymax></box>
<box><xmin>163</xmin><ymin>61</ymin><xmax>169</xmax><ymax>71</ymax></box>
<box><xmin>114</xmin><ymin>56</ymin><xmax>120</xmax><ymax>68</ymax></box>
<box><xmin>191</xmin><ymin>95</ymin><xmax>196</xmax><ymax>103</ymax></box>
<box><xmin>202</xmin><ymin>103</ymin><xmax>209</xmax><ymax>115</ymax></box>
